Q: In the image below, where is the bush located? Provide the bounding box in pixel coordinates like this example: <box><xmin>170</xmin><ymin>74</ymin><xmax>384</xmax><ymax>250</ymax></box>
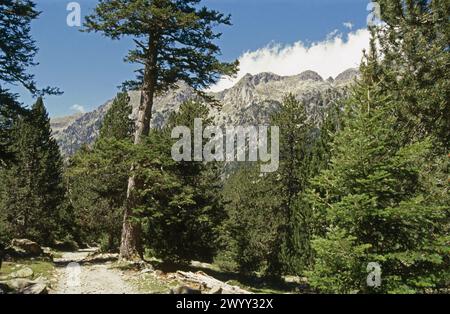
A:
<box><xmin>306</xmin><ymin>227</ymin><xmax>372</xmax><ymax>294</ymax></box>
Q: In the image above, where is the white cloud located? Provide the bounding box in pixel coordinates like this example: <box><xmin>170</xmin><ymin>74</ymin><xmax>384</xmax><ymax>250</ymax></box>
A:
<box><xmin>71</xmin><ymin>104</ymin><xmax>86</xmax><ymax>114</ymax></box>
<box><xmin>209</xmin><ymin>28</ymin><xmax>370</xmax><ymax>92</ymax></box>
<box><xmin>343</xmin><ymin>22</ymin><xmax>354</xmax><ymax>30</ymax></box>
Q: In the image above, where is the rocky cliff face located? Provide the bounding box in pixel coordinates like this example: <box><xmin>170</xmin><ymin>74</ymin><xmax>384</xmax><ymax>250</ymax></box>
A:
<box><xmin>51</xmin><ymin>69</ymin><xmax>359</xmax><ymax>156</ymax></box>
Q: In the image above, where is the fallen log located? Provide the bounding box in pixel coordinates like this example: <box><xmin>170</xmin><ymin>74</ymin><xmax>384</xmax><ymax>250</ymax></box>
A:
<box><xmin>176</xmin><ymin>271</ymin><xmax>252</xmax><ymax>294</ymax></box>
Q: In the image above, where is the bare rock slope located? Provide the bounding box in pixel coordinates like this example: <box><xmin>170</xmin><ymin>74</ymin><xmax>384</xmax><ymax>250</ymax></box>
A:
<box><xmin>51</xmin><ymin>69</ymin><xmax>358</xmax><ymax>156</ymax></box>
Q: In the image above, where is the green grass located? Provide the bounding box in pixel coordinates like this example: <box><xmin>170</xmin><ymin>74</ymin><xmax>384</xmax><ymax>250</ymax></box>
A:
<box><xmin>0</xmin><ymin>259</ymin><xmax>55</xmax><ymax>281</ymax></box>
<box><xmin>127</xmin><ymin>273</ymin><xmax>180</xmax><ymax>294</ymax></box>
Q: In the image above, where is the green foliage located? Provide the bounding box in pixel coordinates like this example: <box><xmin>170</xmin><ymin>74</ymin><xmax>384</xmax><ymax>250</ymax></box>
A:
<box><xmin>0</xmin><ymin>0</ymin><xmax>39</xmax><ymax>93</ymax></box>
<box><xmin>0</xmin><ymin>0</ymin><xmax>60</xmax><ymax>96</ymax></box>
<box><xmin>84</xmin><ymin>0</ymin><xmax>238</xmax><ymax>94</ymax></box>
<box><xmin>306</xmin><ymin>227</ymin><xmax>371</xmax><ymax>294</ymax></box>
<box><xmin>372</xmin><ymin>0</ymin><xmax>450</xmax><ymax>151</ymax></box>
<box><xmin>220</xmin><ymin>163</ymin><xmax>281</xmax><ymax>274</ymax></box>
<box><xmin>84</xmin><ymin>0</ymin><xmax>238</xmax><ymax>259</ymax></box>
<box><xmin>100</xmin><ymin>92</ymin><xmax>134</xmax><ymax>140</ymax></box>
<box><xmin>307</xmin><ymin>52</ymin><xmax>450</xmax><ymax>293</ymax></box>
<box><xmin>219</xmin><ymin>94</ymin><xmax>332</xmax><ymax>276</ymax></box>
<box><xmin>0</xmin><ymin>88</ymin><xmax>23</xmax><ymax>166</ymax></box>
<box><xmin>306</xmin><ymin>2</ymin><xmax>449</xmax><ymax>292</ymax></box>
<box><xmin>0</xmin><ymin>0</ymin><xmax>59</xmax><ymax>165</ymax></box>
<box><xmin>0</xmin><ymin>98</ymin><xmax>66</xmax><ymax>244</ymax></box>
<box><xmin>66</xmin><ymin>92</ymin><xmax>133</xmax><ymax>250</ymax></box>
<box><xmin>66</xmin><ymin>99</ymin><xmax>226</xmax><ymax>261</ymax></box>
<box><xmin>267</xmin><ymin>94</ymin><xmax>315</xmax><ymax>275</ymax></box>
<box><xmin>141</xmin><ymin>101</ymin><xmax>225</xmax><ymax>263</ymax></box>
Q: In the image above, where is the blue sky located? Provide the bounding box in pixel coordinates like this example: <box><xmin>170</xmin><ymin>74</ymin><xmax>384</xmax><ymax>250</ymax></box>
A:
<box><xmin>12</xmin><ymin>0</ymin><xmax>371</xmax><ymax>117</ymax></box>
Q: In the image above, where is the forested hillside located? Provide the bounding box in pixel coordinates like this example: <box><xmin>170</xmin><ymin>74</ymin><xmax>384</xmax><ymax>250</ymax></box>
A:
<box><xmin>0</xmin><ymin>0</ymin><xmax>448</xmax><ymax>294</ymax></box>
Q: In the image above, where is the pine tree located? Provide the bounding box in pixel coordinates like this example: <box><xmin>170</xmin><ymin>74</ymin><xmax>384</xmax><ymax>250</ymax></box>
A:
<box><xmin>266</xmin><ymin>94</ymin><xmax>314</xmax><ymax>275</ymax></box>
<box><xmin>0</xmin><ymin>89</ymin><xmax>22</xmax><ymax>166</ymax></box>
<box><xmin>0</xmin><ymin>0</ymin><xmax>39</xmax><ymax>94</ymax></box>
<box><xmin>220</xmin><ymin>94</ymin><xmax>327</xmax><ymax>276</ymax></box>
<box><xmin>66</xmin><ymin>92</ymin><xmax>134</xmax><ymax>250</ymax></box>
<box><xmin>142</xmin><ymin>101</ymin><xmax>225</xmax><ymax>263</ymax></box>
<box><xmin>0</xmin><ymin>97</ymin><xmax>65</xmax><ymax>244</ymax></box>
<box><xmin>306</xmin><ymin>48</ymin><xmax>449</xmax><ymax>293</ymax></box>
<box><xmin>220</xmin><ymin>163</ymin><xmax>282</xmax><ymax>274</ymax></box>
<box><xmin>372</xmin><ymin>0</ymin><xmax>450</xmax><ymax>151</ymax></box>
<box><xmin>0</xmin><ymin>0</ymin><xmax>59</xmax><ymax>164</ymax></box>
<box><xmin>84</xmin><ymin>0</ymin><xmax>239</xmax><ymax>259</ymax></box>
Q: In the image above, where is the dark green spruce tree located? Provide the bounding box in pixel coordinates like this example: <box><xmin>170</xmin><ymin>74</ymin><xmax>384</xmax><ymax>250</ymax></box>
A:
<box><xmin>220</xmin><ymin>94</ymin><xmax>329</xmax><ymax>276</ymax></box>
<box><xmin>220</xmin><ymin>163</ymin><xmax>282</xmax><ymax>274</ymax></box>
<box><xmin>0</xmin><ymin>98</ymin><xmax>65</xmax><ymax>244</ymax></box>
<box><xmin>267</xmin><ymin>94</ymin><xmax>314</xmax><ymax>275</ymax></box>
<box><xmin>373</xmin><ymin>0</ymin><xmax>450</xmax><ymax>151</ymax></box>
<box><xmin>141</xmin><ymin>101</ymin><xmax>225</xmax><ymax>263</ymax></box>
<box><xmin>0</xmin><ymin>0</ymin><xmax>59</xmax><ymax>165</ymax></box>
<box><xmin>306</xmin><ymin>42</ymin><xmax>449</xmax><ymax>293</ymax></box>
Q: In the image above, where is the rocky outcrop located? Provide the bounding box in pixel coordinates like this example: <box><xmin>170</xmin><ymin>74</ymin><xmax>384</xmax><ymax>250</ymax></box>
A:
<box><xmin>51</xmin><ymin>69</ymin><xmax>358</xmax><ymax>157</ymax></box>
<box><xmin>296</xmin><ymin>70</ymin><xmax>323</xmax><ymax>82</ymax></box>
<box><xmin>7</xmin><ymin>239</ymin><xmax>43</xmax><ymax>258</ymax></box>
<box><xmin>174</xmin><ymin>270</ymin><xmax>252</xmax><ymax>294</ymax></box>
<box><xmin>335</xmin><ymin>68</ymin><xmax>359</xmax><ymax>83</ymax></box>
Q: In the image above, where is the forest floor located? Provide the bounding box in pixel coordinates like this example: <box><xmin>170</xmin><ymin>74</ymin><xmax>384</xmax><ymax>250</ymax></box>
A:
<box><xmin>21</xmin><ymin>249</ymin><xmax>302</xmax><ymax>294</ymax></box>
<box><xmin>49</xmin><ymin>250</ymin><xmax>303</xmax><ymax>294</ymax></box>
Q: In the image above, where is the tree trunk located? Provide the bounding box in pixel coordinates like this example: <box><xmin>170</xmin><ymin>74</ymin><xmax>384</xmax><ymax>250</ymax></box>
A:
<box><xmin>119</xmin><ymin>36</ymin><xmax>158</xmax><ymax>260</ymax></box>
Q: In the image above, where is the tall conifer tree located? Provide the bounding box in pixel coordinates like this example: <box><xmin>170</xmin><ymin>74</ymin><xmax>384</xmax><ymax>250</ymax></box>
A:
<box><xmin>84</xmin><ymin>0</ymin><xmax>238</xmax><ymax>259</ymax></box>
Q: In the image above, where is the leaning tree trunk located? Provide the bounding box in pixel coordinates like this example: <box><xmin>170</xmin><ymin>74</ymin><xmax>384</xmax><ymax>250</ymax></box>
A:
<box><xmin>119</xmin><ymin>38</ymin><xmax>158</xmax><ymax>260</ymax></box>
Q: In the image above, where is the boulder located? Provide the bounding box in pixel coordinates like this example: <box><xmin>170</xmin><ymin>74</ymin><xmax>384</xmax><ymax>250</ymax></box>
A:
<box><xmin>9</xmin><ymin>239</ymin><xmax>43</xmax><ymax>257</ymax></box>
<box><xmin>169</xmin><ymin>285</ymin><xmax>202</xmax><ymax>294</ymax></box>
<box><xmin>22</xmin><ymin>282</ymin><xmax>48</xmax><ymax>294</ymax></box>
<box><xmin>209</xmin><ymin>286</ymin><xmax>223</xmax><ymax>294</ymax></box>
<box><xmin>53</xmin><ymin>239</ymin><xmax>79</xmax><ymax>251</ymax></box>
<box><xmin>83</xmin><ymin>253</ymin><xmax>119</xmax><ymax>264</ymax></box>
<box><xmin>8</xmin><ymin>267</ymin><xmax>34</xmax><ymax>279</ymax></box>
<box><xmin>0</xmin><ymin>277</ymin><xmax>48</xmax><ymax>294</ymax></box>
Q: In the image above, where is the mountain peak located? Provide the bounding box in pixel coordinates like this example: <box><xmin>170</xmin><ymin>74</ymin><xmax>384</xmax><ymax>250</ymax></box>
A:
<box><xmin>296</xmin><ymin>70</ymin><xmax>323</xmax><ymax>82</ymax></box>
<box><xmin>52</xmin><ymin>71</ymin><xmax>355</xmax><ymax>156</ymax></box>
<box><xmin>238</xmin><ymin>72</ymin><xmax>281</xmax><ymax>86</ymax></box>
<box><xmin>335</xmin><ymin>68</ymin><xmax>359</xmax><ymax>83</ymax></box>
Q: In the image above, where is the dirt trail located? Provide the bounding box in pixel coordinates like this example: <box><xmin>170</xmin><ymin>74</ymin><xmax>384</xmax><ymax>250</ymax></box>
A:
<box><xmin>52</xmin><ymin>250</ymin><xmax>137</xmax><ymax>294</ymax></box>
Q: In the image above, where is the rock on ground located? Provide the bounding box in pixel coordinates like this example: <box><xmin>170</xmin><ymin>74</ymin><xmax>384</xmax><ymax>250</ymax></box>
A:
<box><xmin>0</xmin><ymin>277</ymin><xmax>48</xmax><ymax>294</ymax></box>
<box><xmin>7</xmin><ymin>239</ymin><xmax>43</xmax><ymax>258</ymax></box>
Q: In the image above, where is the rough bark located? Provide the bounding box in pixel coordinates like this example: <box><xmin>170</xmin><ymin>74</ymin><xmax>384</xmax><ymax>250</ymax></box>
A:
<box><xmin>119</xmin><ymin>36</ymin><xmax>158</xmax><ymax>260</ymax></box>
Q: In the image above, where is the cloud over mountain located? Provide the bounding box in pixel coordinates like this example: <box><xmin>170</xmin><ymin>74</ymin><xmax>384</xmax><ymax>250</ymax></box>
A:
<box><xmin>210</xmin><ymin>28</ymin><xmax>369</xmax><ymax>92</ymax></box>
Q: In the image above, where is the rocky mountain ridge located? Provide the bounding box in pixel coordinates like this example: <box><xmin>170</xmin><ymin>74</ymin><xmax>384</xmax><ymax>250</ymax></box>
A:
<box><xmin>51</xmin><ymin>69</ymin><xmax>359</xmax><ymax>156</ymax></box>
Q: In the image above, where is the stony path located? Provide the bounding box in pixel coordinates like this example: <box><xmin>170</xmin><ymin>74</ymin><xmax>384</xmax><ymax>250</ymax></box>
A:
<box><xmin>52</xmin><ymin>250</ymin><xmax>137</xmax><ymax>294</ymax></box>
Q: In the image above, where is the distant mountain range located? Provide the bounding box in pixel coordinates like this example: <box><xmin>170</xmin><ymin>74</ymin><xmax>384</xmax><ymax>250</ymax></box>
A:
<box><xmin>50</xmin><ymin>68</ymin><xmax>359</xmax><ymax>156</ymax></box>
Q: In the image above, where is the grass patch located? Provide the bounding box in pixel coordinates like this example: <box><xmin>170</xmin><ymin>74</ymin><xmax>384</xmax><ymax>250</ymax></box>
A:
<box><xmin>127</xmin><ymin>273</ymin><xmax>180</xmax><ymax>294</ymax></box>
<box><xmin>0</xmin><ymin>259</ymin><xmax>55</xmax><ymax>281</ymax></box>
